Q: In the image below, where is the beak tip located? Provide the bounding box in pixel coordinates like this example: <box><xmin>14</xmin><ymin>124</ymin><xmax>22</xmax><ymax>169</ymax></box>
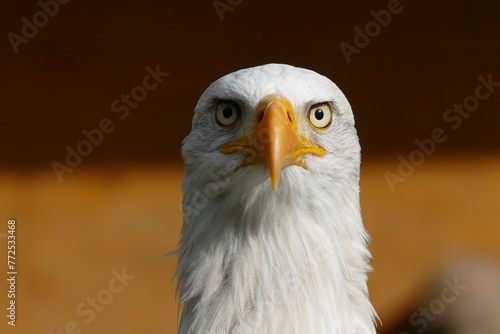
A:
<box><xmin>270</xmin><ymin>173</ymin><xmax>280</xmax><ymax>192</ymax></box>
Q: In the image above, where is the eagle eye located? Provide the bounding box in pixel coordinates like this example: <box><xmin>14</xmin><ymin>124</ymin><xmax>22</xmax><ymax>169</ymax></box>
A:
<box><xmin>307</xmin><ymin>102</ymin><xmax>333</xmax><ymax>130</ymax></box>
<box><xmin>215</xmin><ymin>101</ymin><xmax>241</xmax><ymax>127</ymax></box>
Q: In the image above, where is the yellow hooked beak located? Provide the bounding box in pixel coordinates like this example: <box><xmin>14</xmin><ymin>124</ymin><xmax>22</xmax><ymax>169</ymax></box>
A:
<box><xmin>220</xmin><ymin>94</ymin><xmax>326</xmax><ymax>191</ymax></box>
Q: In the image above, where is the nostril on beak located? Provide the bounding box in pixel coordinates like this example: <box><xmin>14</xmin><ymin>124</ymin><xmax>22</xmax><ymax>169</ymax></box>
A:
<box><xmin>286</xmin><ymin>112</ymin><xmax>293</xmax><ymax>124</ymax></box>
<box><xmin>257</xmin><ymin>111</ymin><xmax>265</xmax><ymax>124</ymax></box>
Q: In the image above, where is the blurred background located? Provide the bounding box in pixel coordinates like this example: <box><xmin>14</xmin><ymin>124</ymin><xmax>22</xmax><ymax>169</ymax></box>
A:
<box><xmin>1</xmin><ymin>0</ymin><xmax>499</xmax><ymax>333</ymax></box>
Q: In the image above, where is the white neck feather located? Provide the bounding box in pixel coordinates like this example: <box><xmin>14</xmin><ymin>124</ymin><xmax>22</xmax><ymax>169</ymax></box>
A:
<box><xmin>177</xmin><ymin>164</ymin><xmax>376</xmax><ymax>334</ymax></box>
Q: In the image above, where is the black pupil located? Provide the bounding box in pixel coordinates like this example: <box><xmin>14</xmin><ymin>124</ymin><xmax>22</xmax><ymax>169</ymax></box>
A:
<box><xmin>223</xmin><ymin>106</ymin><xmax>233</xmax><ymax>119</ymax></box>
<box><xmin>314</xmin><ymin>109</ymin><xmax>324</xmax><ymax>120</ymax></box>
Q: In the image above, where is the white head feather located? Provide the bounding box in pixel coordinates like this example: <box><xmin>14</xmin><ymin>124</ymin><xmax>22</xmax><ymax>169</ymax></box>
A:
<box><xmin>177</xmin><ymin>64</ymin><xmax>377</xmax><ymax>334</ymax></box>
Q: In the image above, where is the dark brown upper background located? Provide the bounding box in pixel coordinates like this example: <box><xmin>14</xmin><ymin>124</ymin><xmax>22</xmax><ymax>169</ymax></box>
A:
<box><xmin>1</xmin><ymin>0</ymin><xmax>499</xmax><ymax>167</ymax></box>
